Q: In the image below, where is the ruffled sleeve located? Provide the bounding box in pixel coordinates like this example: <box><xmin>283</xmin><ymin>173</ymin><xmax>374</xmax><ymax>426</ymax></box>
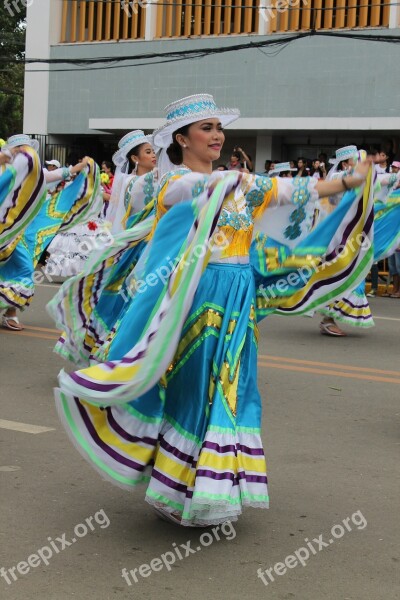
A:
<box><xmin>158</xmin><ymin>169</ymin><xmax>209</xmax><ymax>208</ymax></box>
<box><xmin>246</xmin><ymin>175</ymin><xmax>321</xmax><ymax>248</ymax></box>
<box><xmin>242</xmin><ymin>173</ymin><xmax>319</xmax><ymax>219</ymax></box>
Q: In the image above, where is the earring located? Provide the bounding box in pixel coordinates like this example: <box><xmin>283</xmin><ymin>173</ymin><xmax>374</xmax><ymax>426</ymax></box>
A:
<box><xmin>133</xmin><ymin>161</ymin><xmax>138</xmax><ymax>174</ymax></box>
<box><xmin>181</xmin><ymin>144</ymin><xmax>187</xmax><ymax>148</ymax></box>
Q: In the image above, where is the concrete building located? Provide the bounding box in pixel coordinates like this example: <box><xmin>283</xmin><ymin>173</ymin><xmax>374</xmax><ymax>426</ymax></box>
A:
<box><xmin>24</xmin><ymin>0</ymin><xmax>400</xmax><ymax>169</ymax></box>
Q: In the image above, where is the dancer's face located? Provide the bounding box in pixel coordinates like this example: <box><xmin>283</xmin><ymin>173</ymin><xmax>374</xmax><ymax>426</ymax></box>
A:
<box><xmin>131</xmin><ymin>143</ymin><xmax>156</xmax><ymax>171</ymax></box>
<box><xmin>178</xmin><ymin>119</ymin><xmax>225</xmax><ymax>163</ymax></box>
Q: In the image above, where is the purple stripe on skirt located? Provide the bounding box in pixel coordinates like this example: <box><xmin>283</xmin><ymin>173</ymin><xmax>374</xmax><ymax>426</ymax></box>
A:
<box><xmin>332</xmin><ymin>306</ymin><xmax>372</xmax><ymax>321</ymax></box>
<box><xmin>160</xmin><ymin>437</ymin><xmax>196</xmax><ymax>466</ymax></box>
<box><xmin>196</xmin><ymin>468</ymin><xmax>268</xmax><ymax>484</ymax></box>
<box><xmin>75</xmin><ymin>399</ymin><xmax>145</xmax><ymax>472</ymax></box>
<box><xmin>203</xmin><ymin>440</ymin><xmax>265</xmax><ymax>456</ymax></box>
<box><xmin>69</xmin><ymin>371</ymin><xmax>119</xmax><ymax>392</ymax></box>
<box><xmin>107</xmin><ymin>407</ymin><xmax>158</xmax><ymax>446</ymax></box>
<box><xmin>151</xmin><ymin>468</ymin><xmax>188</xmax><ymax>493</ymax></box>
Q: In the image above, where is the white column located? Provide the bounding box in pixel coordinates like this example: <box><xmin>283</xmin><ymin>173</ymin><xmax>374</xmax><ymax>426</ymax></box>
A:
<box><xmin>255</xmin><ymin>134</ymin><xmax>273</xmax><ymax>172</ymax></box>
<box><xmin>389</xmin><ymin>2</ymin><xmax>400</xmax><ymax>28</ymax></box>
<box><xmin>258</xmin><ymin>0</ymin><xmax>273</xmax><ymax>35</ymax></box>
<box><xmin>145</xmin><ymin>1</ymin><xmax>158</xmax><ymax>40</ymax></box>
<box><xmin>23</xmin><ymin>0</ymin><xmax>63</xmax><ymax>135</ymax></box>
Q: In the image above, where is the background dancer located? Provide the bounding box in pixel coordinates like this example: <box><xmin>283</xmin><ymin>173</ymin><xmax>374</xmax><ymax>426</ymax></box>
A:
<box><xmin>1</xmin><ymin>147</ymin><xmax>102</xmax><ymax>330</ymax></box>
<box><xmin>49</xmin><ymin>131</ymin><xmax>158</xmax><ymax>363</ymax></box>
<box><xmin>319</xmin><ymin>146</ymin><xmax>400</xmax><ymax>336</ymax></box>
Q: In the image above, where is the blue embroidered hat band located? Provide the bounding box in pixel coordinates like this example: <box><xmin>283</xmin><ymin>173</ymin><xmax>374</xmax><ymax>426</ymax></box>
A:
<box><xmin>112</xmin><ymin>130</ymin><xmax>153</xmax><ymax>168</ymax></box>
<box><xmin>153</xmin><ymin>94</ymin><xmax>240</xmax><ymax>149</ymax></box>
<box><xmin>329</xmin><ymin>145</ymin><xmax>358</xmax><ymax>165</ymax></box>
<box><xmin>5</xmin><ymin>134</ymin><xmax>39</xmax><ymax>152</ymax></box>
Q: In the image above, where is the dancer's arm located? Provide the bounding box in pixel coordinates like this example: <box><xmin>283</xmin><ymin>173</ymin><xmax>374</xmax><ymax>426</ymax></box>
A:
<box><xmin>244</xmin><ymin>160</ymin><xmax>370</xmax><ymax>216</ymax></box>
<box><xmin>0</xmin><ymin>147</ymin><xmax>17</xmax><ymax>165</ymax></box>
<box><xmin>44</xmin><ymin>157</ymin><xmax>90</xmax><ymax>183</ymax></box>
<box><xmin>315</xmin><ymin>160</ymin><xmax>370</xmax><ymax>197</ymax></box>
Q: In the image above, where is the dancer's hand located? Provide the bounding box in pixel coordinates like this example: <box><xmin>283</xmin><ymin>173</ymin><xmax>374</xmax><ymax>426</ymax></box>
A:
<box><xmin>353</xmin><ymin>158</ymin><xmax>372</xmax><ymax>182</ymax></box>
<box><xmin>0</xmin><ymin>147</ymin><xmax>16</xmax><ymax>165</ymax></box>
<box><xmin>70</xmin><ymin>156</ymin><xmax>91</xmax><ymax>175</ymax></box>
<box><xmin>0</xmin><ymin>151</ymin><xmax>11</xmax><ymax>165</ymax></box>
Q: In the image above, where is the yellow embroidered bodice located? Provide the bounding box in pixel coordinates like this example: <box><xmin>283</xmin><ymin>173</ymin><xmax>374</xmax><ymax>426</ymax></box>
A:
<box><xmin>156</xmin><ymin>170</ymin><xmax>279</xmax><ymax>258</ymax></box>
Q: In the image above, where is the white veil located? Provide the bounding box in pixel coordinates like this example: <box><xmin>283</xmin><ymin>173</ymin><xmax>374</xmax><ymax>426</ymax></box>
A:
<box><xmin>156</xmin><ymin>147</ymin><xmax>182</xmax><ymax>181</ymax></box>
<box><xmin>107</xmin><ymin>152</ymin><xmax>132</xmax><ymax>234</ymax></box>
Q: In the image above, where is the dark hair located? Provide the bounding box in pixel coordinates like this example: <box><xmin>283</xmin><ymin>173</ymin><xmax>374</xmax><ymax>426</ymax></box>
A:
<box><xmin>297</xmin><ymin>157</ymin><xmax>309</xmax><ymax>177</ymax></box>
<box><xmin>126</xmin><ymin>142</ymin><xmax>147</xmax><ymax>173</ymax></box>
<box><xmin>102</xmin><ymin>160</ymin><xmax>114</xmax><ymax>172</ymax></box>
<box><xmin>166</xmin><ymin>125</ymin><xmax>191</xmax><ymax>165</ymax></box>
<box><xmin>369</xmin><ymin>146</ymin><xmax>388</xmax><ymax>157</ymax></box>
<box><xmin>231</xmin><ymin>151</ymin><xmax>241</xmax><ymax>160</ymax></box>
<box><xmin>217</xmin><ymin>164</ymin><xmax>228</xmax><ymax>171</ymax></box>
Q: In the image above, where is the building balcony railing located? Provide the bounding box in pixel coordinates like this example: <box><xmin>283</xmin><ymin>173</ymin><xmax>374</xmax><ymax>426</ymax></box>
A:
<box><xmin>60</xmin><ymin>0</ymin><xmax>393</xmax><ymax>43</ymax></box>
<box><xmin>61</xmin><ymin>0</ymin><xmax>146</xmax><ymax>42</ymax></box>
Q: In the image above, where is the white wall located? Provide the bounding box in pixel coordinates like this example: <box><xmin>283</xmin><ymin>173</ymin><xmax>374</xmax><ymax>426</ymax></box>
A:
<box><xmin>23</xmin><ymin>0</ymin><xmax>63</xmax><ymax>134</ymax></box>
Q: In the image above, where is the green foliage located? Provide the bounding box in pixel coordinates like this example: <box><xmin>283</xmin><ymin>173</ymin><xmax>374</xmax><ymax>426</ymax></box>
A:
<box><xmin>0</xmin><ymin>4</ymin><xmax>26</xmax><ymax>137</ymax></box>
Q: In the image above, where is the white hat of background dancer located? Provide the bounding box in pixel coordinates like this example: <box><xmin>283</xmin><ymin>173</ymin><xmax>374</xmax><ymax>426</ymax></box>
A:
<box><xmin>45</xmin><ymin>159</ymin><xmax>61</xmax><ymax>169</ymax></box>
<box><xmin>5</xmin><ymin>134</ymin><xmax>39</xmax><ymax>152</ymax></box>
<box><xmin>112</xmin><ymin>130</ymin><xmax>153</xmax><ymax>168</ymax></box>
<box><xmin>268</xmin><ymin>161</ymin><xmax>297</xmax><ymax>176</ymax></box>
<box><xmin>328</xmin><ymin>145</ymin><xmax>358</xmax><ymax>165</ymax></box>
<box><xmin>152</xmin><ymin>94</ymin><xmax>240</xmax><ymax>149</ymax></box>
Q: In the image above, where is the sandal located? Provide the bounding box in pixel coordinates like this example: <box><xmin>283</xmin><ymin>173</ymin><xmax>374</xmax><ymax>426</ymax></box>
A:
<box><xmin>153</xmin><ymin>504</ymin><xmax>211</xmax><ymax>528</ymax></box>
<box><xmin>319</xmin><ymin>322</ymin><xmax>347</xmax><ymax>337</ymax></box>
<box><xmin>153</xmin><ymin>505</ymin><xmax>182</xmax><ymax>526</ymax></box>
<box><xmin>390</xmin><ymin>292</ymin><xmax>400</xmax><ymax>298</ymax></box>
<box><xmin>2</xmin><ymin>315</ymin><xmax>24</xmax><ymax>331</ymax></box>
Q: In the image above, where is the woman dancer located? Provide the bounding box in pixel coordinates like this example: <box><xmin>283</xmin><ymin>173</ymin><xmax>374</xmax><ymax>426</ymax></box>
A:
<box><xmin>49</xmin><ymin>131</ymin><xmax>158</xmax><ymax>363</ymax></box>
<box><xmin>0</xmin><ymin>136</ymin><xmax>45</xmax><ymax>263</ymax></box>
<box><xmin>1</xmin><ymin>147</ymin><xmax>102</xmax><ymax>330</ymax></box>
<box><xmin>318</xmin><ymin>146</ymin><xmax>400</xmax><ymax>335</ymax></box>
<box><xmin>52</xmin><ymin>95</ymin><xmax>372</xmax><ymax>527</ymax></box>
<box><xmin>45</xmin><ymin>132</ymin><xmax>156</xmax><ymax>280</ymax></box>
<box><xmin>80</xmin><ymin>131</ymin><xmax>158</xmax><ymax>352</ymax></box>
<box><xmin>107</xmin><ymin>131</ymin><xmax>156</xmax><ymax>233</ymax></box>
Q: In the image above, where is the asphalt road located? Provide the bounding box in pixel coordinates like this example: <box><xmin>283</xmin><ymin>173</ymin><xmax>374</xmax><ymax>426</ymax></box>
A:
<box><xmin>1</xmin><ymin>283</ymin><xmax>399</xmax><ymax>600</ymax></box>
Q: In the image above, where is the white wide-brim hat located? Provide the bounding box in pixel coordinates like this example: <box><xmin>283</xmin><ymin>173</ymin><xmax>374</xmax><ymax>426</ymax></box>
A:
<box><xmin>112</xmin><ymin>130</ymin><xmax>153</xmax><ymax>168</ymax></box>
<box><xmin>5</xmin><ymin>134</ymin><xmax>39</xmax><ymax>153</ymax></box>
<box><xmin>153</xmin><ymin>94</ymin><xmax>240</xmax><ymax>149</ymax></box>
<box><xmin>329</xmin><ymin>145</ymin><xmax>358</xmax><ymax>165</ymax></box>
